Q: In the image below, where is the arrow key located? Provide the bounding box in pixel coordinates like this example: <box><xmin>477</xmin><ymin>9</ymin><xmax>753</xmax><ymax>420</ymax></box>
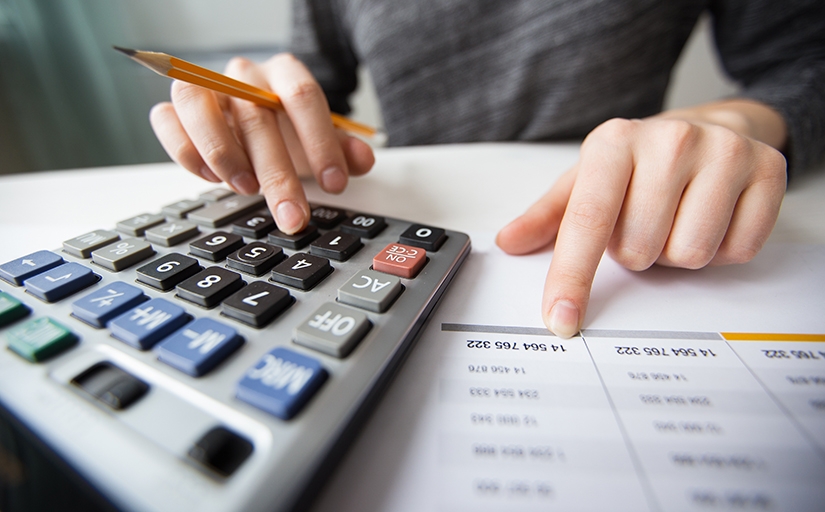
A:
<box><xmin>222</xmin><ymin>281</ymin><xmax>292</xmax><ymax>327</ymax></box>
<box><xmin>24</xmin><ymin>262</ymin><xmax>98</xmax><ymax>302</ymax></box>
<box><xmin>0</xmin><ymin>250</ymin><xmax>64</xmax><ymax>286</ymax></box>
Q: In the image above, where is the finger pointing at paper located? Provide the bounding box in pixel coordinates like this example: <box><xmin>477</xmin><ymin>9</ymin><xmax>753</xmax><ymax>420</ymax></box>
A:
<box><xmin>496</xmin><ymin>101</ymin><xmax>788</xmax><ymax>338</ymax></box>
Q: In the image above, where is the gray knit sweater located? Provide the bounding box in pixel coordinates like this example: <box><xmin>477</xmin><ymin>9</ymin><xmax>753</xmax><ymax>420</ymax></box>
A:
<box><xmin>291</xmin><ymin>0</ymin><xmax>825</xmax><ymax>177</ymax></box>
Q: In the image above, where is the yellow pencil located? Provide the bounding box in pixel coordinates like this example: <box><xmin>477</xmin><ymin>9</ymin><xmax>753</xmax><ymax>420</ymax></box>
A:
<box><xmin>114</xmin><ymin>46</ymin><xmax>379</xmax><ymax>139</ymax></box>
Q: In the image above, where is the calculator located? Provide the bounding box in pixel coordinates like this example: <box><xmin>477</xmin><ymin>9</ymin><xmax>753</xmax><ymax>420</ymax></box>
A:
<box><xmin>0</xmin><ymin>189</ymin><xmax>470</xmax><ymax>512</ymax></box>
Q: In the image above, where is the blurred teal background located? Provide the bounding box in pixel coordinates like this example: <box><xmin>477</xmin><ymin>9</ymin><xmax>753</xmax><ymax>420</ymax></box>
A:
<box><xmin>0</xmin><ymin>0</ymin><xmax>291</xmax><ymax>175</ymax></box>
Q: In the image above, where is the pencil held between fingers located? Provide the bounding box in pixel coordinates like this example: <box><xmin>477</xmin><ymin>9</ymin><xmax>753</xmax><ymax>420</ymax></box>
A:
<box><xmin>496</xmin><ymin>115</ymin><xmax>786</xmax><ymax>339</ymax></box>
<box><xmin>145</xmin><ymin>52</ymin><xmax>376</xmax><ymax>234</ymax></box>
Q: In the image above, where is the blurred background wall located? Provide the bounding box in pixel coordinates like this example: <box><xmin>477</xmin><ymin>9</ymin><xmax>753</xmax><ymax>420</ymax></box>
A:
<box><xmin>0</xmin><ymin>0</ymin><xmax>736</xmax><ymax>175</ymax></box>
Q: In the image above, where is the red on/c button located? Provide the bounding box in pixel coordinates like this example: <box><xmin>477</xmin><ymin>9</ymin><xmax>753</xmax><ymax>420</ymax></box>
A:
<box><xmin>372</xmin><ymin>243</ymin><xmax>426</xmax><ymax>278</ymax></box>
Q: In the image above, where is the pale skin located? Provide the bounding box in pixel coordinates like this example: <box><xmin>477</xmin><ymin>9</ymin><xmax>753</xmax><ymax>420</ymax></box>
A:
<box><xmin>150</xmin><ymin>54</ymin><xmax>788</xmax><ymax>338</ymax></box>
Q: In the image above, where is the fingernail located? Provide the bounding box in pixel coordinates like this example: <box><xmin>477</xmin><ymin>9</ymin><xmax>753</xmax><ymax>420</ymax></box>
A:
<box><xmin>321</xmin><ymin>167</ymin><xmax>347</xmax><ymax>193</ymax></box>
<box><xmin>231</xmin><ymin>173</ymin><xmax>259</xmax><ymax>194</ymax></box>
<box><xmin>275</xmin><ymin>201</ymin><xmax>305</xmax><ymax>234</ymax></box>
<box><xmin>546</xmin><ymin>300</ymin><xmax>579</xmax><ymax>339</ymax></box>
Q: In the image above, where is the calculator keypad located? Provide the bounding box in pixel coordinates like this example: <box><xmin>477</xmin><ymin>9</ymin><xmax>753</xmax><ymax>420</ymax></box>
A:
<box><xmin>271</xmin><ymin>253</ymin><xmax>332</xmax><ymax>290</ymax></box>
<box><xmin>92</xmin><ymin>239</ymin><xmax>155</xmax><ymax>271</ymax></box>
<box><xmin>309</xmin><ymin>231</ymin><xmax>362</xmax><ymax>261</ymax></box>
<box><xmin>109</xmin><ymin>297</ymin><xmax>190</xmax><ymax>350</ymax></box>
<box><xmin>294</xmin><ymin>302</ymin><xmax>371</xmax><ymax>358</ymax></box>
<box><xmin>189</xmin><ymin>231</ymin><xmax>245</xmax><ymax>261</ymax></box>
<box><xmin>63</xmin><ymin>230</ymin><xmax>121</xmax><ymax>258</ymax></box>
<box><xmin>221</xmin><ymin>281</ymin><xmax>292</xmax><ymax>327</ymax></box>
<box><xmin>267</xmin><ymin>225</ymin><xmax>319</xmax><ymax>250</ymax></box>
<box><xmin>236</xmin><ymin>347</ymin><xmax>328</xmax><ymax>420</ymax></box>
<box><xmin>24</xmin><ymin>262</ymin><xmax>98</xmax><ymax>302</ymax></box>
<box><xmin>6</xmin><ymin>317</ymin><xmax>77</xmax><ymax>362</ymax></box>
<box><xmin>155</xmin><ymin>317</ymin><xmax>244</xmax><ymax>376</ymax></box>
<box><xmin>232</xmin><ymin>213</ymin><xmax>276</xmax><ymax>239</ymax></box>
<box><xmin>0</xmin><ymin>250</ymin><xmax>64</xmax><ymax>286</ymax></box>
<box><xmin>176</xmin><ymin>267</ymin><xmax>245</xmax><ymax>308</ymax></box>
<box><xmin>226</xmin><ymin>242</ymin><xmax>285</xmax><ymax>276</ymax></box>
<box><xmin>136</xmin><ymin>253</ymin><xmax>202</xmax><ymax>291</ymax></box>
<box><xmin>71</xmin><ymin>282</ymin><xmax>147</xmax><ymax>327</ymax></box>
<box><xmin>0</xmin><ymin>193</ymin><xmax>470</xmax><ymax>507</ymax></box>
<box><xmin>145</xmin><ymin>220</ymin><xmax>200</xmax><ymax>247</ymax></box>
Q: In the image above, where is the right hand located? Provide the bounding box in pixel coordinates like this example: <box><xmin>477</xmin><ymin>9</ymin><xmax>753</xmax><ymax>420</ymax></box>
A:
<box><xmin>149</xmin><ymin>53</ymin><xmax>375</xmax><ymax>234</ymax></box>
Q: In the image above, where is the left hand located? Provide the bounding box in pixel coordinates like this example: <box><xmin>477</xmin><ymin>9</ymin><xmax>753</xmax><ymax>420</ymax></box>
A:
<box><xmin>496</xmin><ymin>102</ymin><xmax>788</xmax><ymax>338</ymax></box>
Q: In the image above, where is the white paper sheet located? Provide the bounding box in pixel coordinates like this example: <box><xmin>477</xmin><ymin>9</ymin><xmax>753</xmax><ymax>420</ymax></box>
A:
<box><xmin>313</xmin><ymin>235</ymin><xmax>825</xmax><ymax>512</ymax></box>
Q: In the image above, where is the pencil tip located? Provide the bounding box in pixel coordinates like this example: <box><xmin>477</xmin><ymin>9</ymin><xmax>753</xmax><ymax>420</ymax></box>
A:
<box><xmin>112</xmin><ymin>46</ymin><xmax>137</xmax><ymax>57</ymax></box>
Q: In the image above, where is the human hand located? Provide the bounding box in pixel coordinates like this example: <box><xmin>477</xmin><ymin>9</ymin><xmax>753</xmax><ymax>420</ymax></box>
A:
<box><xmin>496</xmin><ymin>107</ymin><xmax>787</xmax><ymax>338</ymax></box>
<box><xmin>149</xmin><ymin>53</ymin><xmax>375</xmax><ymax>234</ymax></box>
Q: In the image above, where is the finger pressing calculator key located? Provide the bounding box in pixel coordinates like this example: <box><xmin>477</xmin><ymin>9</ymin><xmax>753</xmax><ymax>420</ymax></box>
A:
<box><xmin>0</xmin><ymin>195</ymin><xmax>470</xmax><ymax>512</ymax></box>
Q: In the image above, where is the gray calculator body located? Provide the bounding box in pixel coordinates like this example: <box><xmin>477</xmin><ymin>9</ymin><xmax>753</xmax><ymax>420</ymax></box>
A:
<box><xmin>0</xmin><ymin>192</ymin><xmax>470</xmax><ymax>512</ymax></box>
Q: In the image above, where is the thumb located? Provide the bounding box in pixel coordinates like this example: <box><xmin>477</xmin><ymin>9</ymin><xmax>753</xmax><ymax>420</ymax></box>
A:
<box><xmin>496</xmin><ymin>166</ymin><xmax>577</xmax><ymax>254</ymax></box>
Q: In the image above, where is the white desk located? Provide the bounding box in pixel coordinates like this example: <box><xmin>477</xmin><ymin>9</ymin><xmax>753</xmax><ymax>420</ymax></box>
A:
<box><xmin>2</xmin><ymin>143</ymin><xmax>824</xmax><ymax>512</ymax></box>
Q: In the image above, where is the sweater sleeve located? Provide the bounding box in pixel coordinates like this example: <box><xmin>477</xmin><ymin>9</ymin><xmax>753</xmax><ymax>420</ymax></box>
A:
<box><xmin>710</xmin><ymin>0</ymin><xmax>825</xmax><ymax>178</ymax></box>
<box><xmin>289</xmin><ymin>0</ymin><xmax>359</xmax><ymax>115</ymax></box>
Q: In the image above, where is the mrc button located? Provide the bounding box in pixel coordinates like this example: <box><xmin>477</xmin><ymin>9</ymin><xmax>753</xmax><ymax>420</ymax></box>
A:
<box><xmin>399</xmin><ymin>224</ymin><xmax>447</xmax><ymax>251</ymax></box>
<box><xmin>236</xmin><ymin>347</ymin><xmax>327</xmax><ymax>420</ymax></box>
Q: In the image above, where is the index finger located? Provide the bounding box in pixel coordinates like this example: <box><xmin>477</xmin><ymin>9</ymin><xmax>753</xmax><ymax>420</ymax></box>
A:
<box><xmin>262</xmin><ymin>54</ymin><xmax>350</xmax><ymax>193</ymax></box>
<box><xmin>543</xmin><ymin>120</ymin><xmax>635</xmax><ymax>338</ymax></box>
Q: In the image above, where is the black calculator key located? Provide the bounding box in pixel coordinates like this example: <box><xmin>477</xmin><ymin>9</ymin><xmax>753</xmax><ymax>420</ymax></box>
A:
<box><xmin>271</xmin><ymin>253</ymin><xmax>332</xmax><ymax>290</ymax></box>
<box><xmin>309</xmin><ymin>205</ymin><xmax>347</xmax><ymax>229</ymax></box>
<box><xmin>309</xmin><ymin>231</ymin><xmax>362</xmax><ymax>261</ymax></box>
<box><xmin>339</xmin><ymin>214</ymin><xmax>387</xmax><ymax>238</ymax></box>
<box><xmin>267</xmin><ymin>225</ymin><xmax>319</xmax><ymax>250</ymax></box>
<box><xmin>71</xmin><ymin>362</ymin><xmax>149</xmax><ymax>411</ymax></box>
<box><xmin>226</xmin><ymin>242</ymin><xmax>285</xmax><ymax>276</ymax></box>
<box><xmin>232</xmin><ymin>213</ymin><xmax>277</xmax><ymax>238</ymax></box>
<box><xmin>188</xmin><ymin>426</ymin><xmax>253</xmax><ymax>477</ymax></box>
<box><xmin>399</xmin><ymin>224</ymin><xmax>447</xmax><ymax>251</ymax></box>
<box><xmin>136</xmin><ymin>253</ymin><xmax>202</xmax><ymax>291</ymax></box>
<box><xmin>177</xmin><ymin>267</ymin><xmax>245</xmax><ymax>308</ymax></box>
<box><xmin>222</xmin><ymin>281</ymin><xmax>292</xmax><ymax>327</ymax></box>
<box><xmin>189</xmin><ymin>231</ymin><xmax>245</xmax><ymax>261</ymax></box>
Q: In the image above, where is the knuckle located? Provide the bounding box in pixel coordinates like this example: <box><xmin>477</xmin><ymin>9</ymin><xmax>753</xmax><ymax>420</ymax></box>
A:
<box><xmin>713</xmin><ymin>129</ymin><xmax>750</xmax><ymax>168</ymax></box>
<box><xmin>660</xmin><ymin>119</ymin><xmax>699</xmax><ymax>154</ymax></box>
<box><xmin>201</xmin><ymin>138</ymin><xmax>235</xmax><ymax>170</ymax></box>
<box><xmin>257</xmin><ymin>167</ymin><xmax>294</xmax><ymax>194</ymax></box>
<box><xmin>224</xmin><ymin>56</ymin><xmax>253</xmax><ymax>74</ymax></box>
<box><xmin>234</xmin><ymin>104</ymin><xmax>274</xmax><ymax>135</ymax></box>
<box><xmin>609</xmin><ymin>241</ymin><xmax>657</xmax><ymax>271</ymax></box>
<box><xmin>754</xmin><ymin>146</ymin><xmax>788</xmax><ymax>188</ymax></box>
<box><xmin>281</xmin><ymin>79</ymin><xmax>324</xmax><ymax>106</ymax></box>
<box><xmin>268</xmin><ymin>52</ymin><xmax>299</xmax><ymax>67</ymax></box>
<box><xmin>585</xmin><ymin>118</ymin><xmax>636</xmax><ymax>147</ymax></box>
<box><xmin>722</xmin><ymin>241</ymin><xmax>762</xmax><ymax>264</ymax></box>
<box><xmin>664</xmin><ymin>242</ymin><xmax>715</xmax><ymax>270</ymax></box>
<box><xmin>565</xmin><ymin>200</ymin><xmax>615</xmax><ymax>235</ymax></box>
<box><xmin>170</xmin><ymin>139</ymin><xmax>199</xmax><ymax>166</ymax></box>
